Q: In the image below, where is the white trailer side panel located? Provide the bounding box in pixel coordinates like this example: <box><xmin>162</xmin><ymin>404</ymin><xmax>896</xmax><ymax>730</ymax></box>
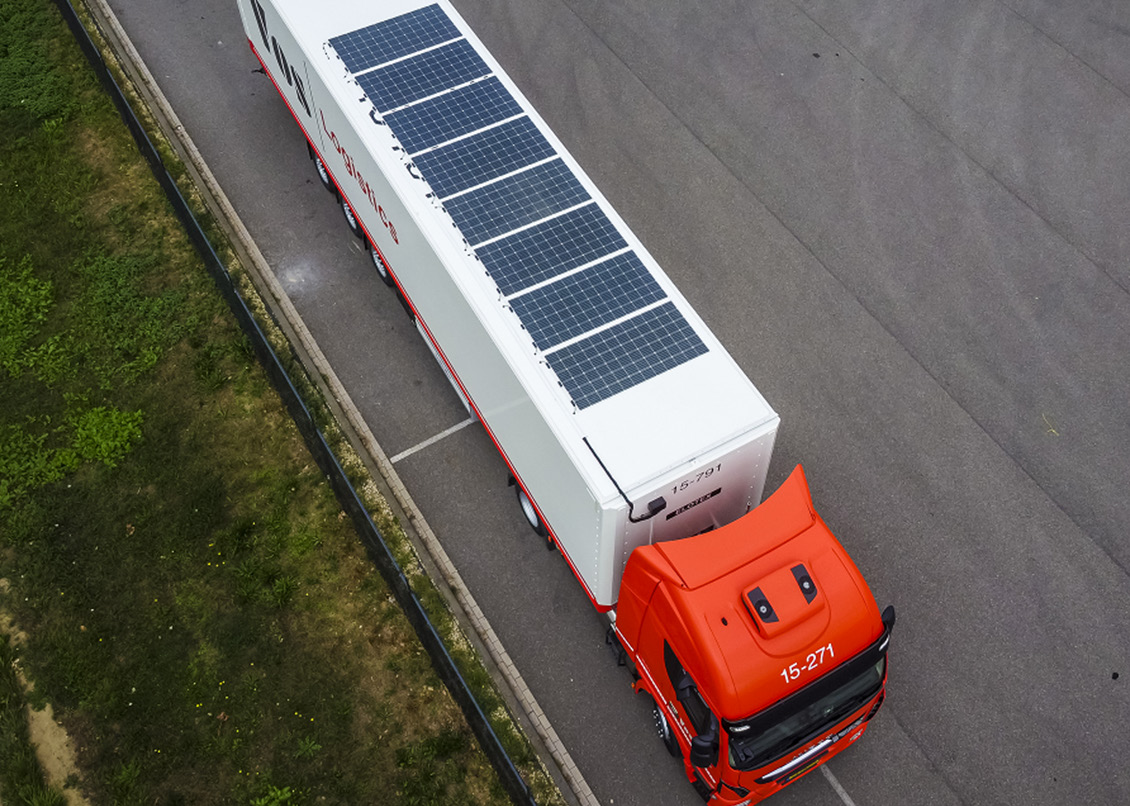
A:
<box><xmin>238</xmin><ymin>0</ymin><xmax>780</xmax><ymax>608</ymax></box>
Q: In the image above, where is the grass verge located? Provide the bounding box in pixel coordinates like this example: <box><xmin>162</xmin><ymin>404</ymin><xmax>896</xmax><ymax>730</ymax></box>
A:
<box><xmin>0</xmin><ymin>0</ymin><xmax>558</xmax><ymax>803</ymax></box>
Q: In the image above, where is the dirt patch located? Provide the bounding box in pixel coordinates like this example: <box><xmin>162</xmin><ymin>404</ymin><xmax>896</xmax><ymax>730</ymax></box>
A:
<box><xmin>0</xmin><ymin>579</ymin><xmax>91</xmax><ymax>806</ymax></box>
<box><xmin>26</xmin><ymin>701</ymin><xmax>89</xmax><ymax>806</ymax></box>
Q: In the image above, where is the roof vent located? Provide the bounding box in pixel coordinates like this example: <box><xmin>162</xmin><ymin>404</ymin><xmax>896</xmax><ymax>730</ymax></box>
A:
<box><xmin>743</xmin><ymin>563</ymin><xmax>827</xmax><ymax>637</ymax></box>
<box><xmin>744</xmin><ymin>586</ymin><xmax>778</xmax><ymax>624</ymax></box>
<box><xmin>791</xmin><ymin>564</ymin><xmax>818</xmax><ymax>603</ymax></box>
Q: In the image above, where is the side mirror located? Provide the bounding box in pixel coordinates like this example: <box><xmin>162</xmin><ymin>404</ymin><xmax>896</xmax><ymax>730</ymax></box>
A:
<box><xmin>675</xmin><ymin>672</ymin><xmax>719</xmax><ymax>767</ymax></box>
<box><xmin>690</xmin><ymin>728</ymin><xmax>718</xmax><ymax>768</ymax></box>
<box><xmin>882</xmin><ymin>605</ymin><xmax>897</xmax><ymax>632</ymax></box>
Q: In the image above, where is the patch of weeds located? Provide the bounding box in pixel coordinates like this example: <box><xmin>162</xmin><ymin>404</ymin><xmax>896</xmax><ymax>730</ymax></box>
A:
<box><xmin>106</xmin><ymin>202</ymin><xmax>139</xmax><ymax>239</ymax></box>
<box><xmin>290</xmin><ymin>527</ymin><xmax>322</xmax><ymax>556</ymax></box>
<box><xmin>109</xmin><ymin>758</ymin><xmax>142</xmax><ymax>802</ymax></box>
<box><xmin>268</xmin><ymin>574</ymin><xmax>298</xmax><ymax>609</ymax></box>
<box><xmin>69</xmin><ymin>404</ymin><xmax>144</xmax><ymax>467</ymax></box>
<box><xmin>293</xmin><ymin>735</ymin><xmax>321</xmax><ymax>760</ymax></box>
<box><xmin>261</xmin><ymin>523</ymin><xmax>288</xmax><ymax>562</ymax></box>
<box><xmin>68</xmin><ymin>249</ymin><xmax>187</xmax><ymax>390</ymax></box>
<box><xmin>231</xmin><ymin>558</ymin><xmax>296</xmax><ymax>610</ymax></box>
<box><xmin>395</xmin><ymin>729</ymin><xmax>473</xmax><ymax>806</ymax></box>
<box><xmin>239</xmin><ymin>668</ymin><xmax>262</xmax><ymax>698</ymax></box>
<box><xmin>29</xmin><ymin>332</ymin><xmax>77</xmax><ymax>387</ymax></box>
<box><xmin>0</xmin><ymin>421</ymin><xmax>79</xmax><ymax>508</ymax></box>
<box><xmin>192</xmin><ymin>339</ymin><xmax>240</xmax><ymax>392</ymax></box>
<box><xmin>0</xmin><ymin>247</ymin><xmax>186</xmax><ymax>511</ymax></box>
<box><xmin>235</xmin><ymin>332</ymin><xmax>257</xmax><ymax>364</ymax></box>
<box><xmin>250</xmin><ymin>785</ymin><xmax>294</xmax><ymax>806</ymax></box>
<box><xmin>0</xmin><ymin>254</ymin><xmax>53</xmax><ymax>376</ymax></box>
<box><xmin>234</xmin><ymin>558</ymin><xmax>265</xmax><ymax>603</ymax></box>
<box><xmin>0</xmin><ymin>4</ymin><xmax>80</xmax><ymax>124</ymax></box>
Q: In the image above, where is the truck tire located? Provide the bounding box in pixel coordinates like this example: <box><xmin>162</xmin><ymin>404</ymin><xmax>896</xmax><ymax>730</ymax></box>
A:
<box><xmin>516</xmin><ymin>486</ymin><xmax>550</xmax><ymax>541</ymax></box>
<box><xmin>313</xmin><ymin>154</ymin><xmax>336</xmax><ymax>195</ymax></box>
<box><xmin>368</xmin><ymin>241</ymin><xmax>394</xmax><ymax>287</ymax></box>
<box><xmin>341</xmin><ymin>197</ymin><xmax>364</xmax><ymax>239</ymax></box>
<box><xmin>651</xmin><ymin>697</ymin><xmax>682</xmax><ymax>758</ymax></box>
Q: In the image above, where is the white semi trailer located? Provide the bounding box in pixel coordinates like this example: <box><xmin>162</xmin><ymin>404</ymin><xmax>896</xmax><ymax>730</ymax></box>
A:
<box><xmin>237</xmin><ymin>0</ymin><xmax>779</xmax><ymax>610</ymax></box>
<box><xmin>237</xmin><ymin>4</ymin><xmax>897</xmax><ymax>803</ymax></box>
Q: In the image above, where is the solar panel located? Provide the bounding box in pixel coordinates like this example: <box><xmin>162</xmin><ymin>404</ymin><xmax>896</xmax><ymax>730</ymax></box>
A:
<box><xmin>441</xmin><ymin>159</ymin><xmax>590</xmax><ymax>245</ymax></box>
<box><xmin>358</xmin><ymin>39</ymin><xmax>489</xmax><ymax>111</ymax></box>
<box><xmin>546</xmin><ymin>303</ymin><xmax>709</xmax><ymax>409</ymax></box>
<box><xmin>384</xmin><ymin>78</ymin><xmax>521</xmax><ymax>153</ymax></box>
<box><xmin>509</xmin><ymin>252</ymin><xmax>664</xmax><ymax>349</ymax></box>
<box><xmin>329</xmin><ymin>4</ymin><xmax>459</xmax><ymax>74</ymax></box>
<box><xmin>475</xmin><ymin>203</ymin><xmax>628</xmax><ymax>295</ymax></box>
<box><xmin>411</xmin><ymin>117</ymin><xmax>555</xmax><ymax>198</ymax></box>
<box><xmin>327</xmin><ymin>4</ymin><xmax>710</xmax><ymax>409</ymax></box>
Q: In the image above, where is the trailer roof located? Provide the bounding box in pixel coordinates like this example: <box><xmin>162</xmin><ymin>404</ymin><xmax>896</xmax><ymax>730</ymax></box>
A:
<box><xmin>326</xmin><ymin>5</ymin><xmax>712</xmax><ymax>412</ymax></box>
<box><xmin>276</xmin><ymin>0</ymin><xmax>777</xmax><ymax>493</ymax></box>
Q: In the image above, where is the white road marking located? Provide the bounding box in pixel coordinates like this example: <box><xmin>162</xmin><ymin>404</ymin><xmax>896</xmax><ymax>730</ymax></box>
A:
<box><xmin>821</xmin><ymin>765</ymin><xmax>858</xmax><ymax>806</ymax></box>
<box><xmin>389</xmin><ymin>417</ymin><xmax>475</xmax><ymax>464</ymax></box>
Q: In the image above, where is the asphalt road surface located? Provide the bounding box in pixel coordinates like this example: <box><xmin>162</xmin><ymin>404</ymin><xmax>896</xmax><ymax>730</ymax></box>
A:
<box><xmin>103</xmin><ymin>1</ymin><xmax>1129</xmax><ymax>804</ymax></box>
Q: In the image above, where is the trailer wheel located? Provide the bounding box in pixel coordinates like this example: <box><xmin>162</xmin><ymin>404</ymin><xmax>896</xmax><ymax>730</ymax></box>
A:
<box><xmin>368</xmin><ymin>241</ymin><xmax>394</xmax><ymax>287</ymax></box>
<box><xmin>516</xmin><ymin>486</ymin><xmax>549</xmax><ymax>540</ymax></box>
<box><xmin>313</xmin><ymin>155</ymin><xmax>336</xmax><ymax>195</ymax></box>
<box><xmin>341</xmin><ymin>197</ymin><xmax>364</xmax><ymax>239</ymax></box>
<box><xmin>651</xmin><ymin>697</ymin><xmax>682</xmax><ymax>759</ymax></box>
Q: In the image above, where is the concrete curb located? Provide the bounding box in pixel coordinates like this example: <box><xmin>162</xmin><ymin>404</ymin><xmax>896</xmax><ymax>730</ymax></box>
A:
<box><xmin>78</xmin><ymin>2</ymin><xmax>600</xmax><ymax>804</ymax></box>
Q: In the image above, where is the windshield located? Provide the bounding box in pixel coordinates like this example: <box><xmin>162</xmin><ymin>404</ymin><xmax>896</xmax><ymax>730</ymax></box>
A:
<box><xmin>726</xmin><ymin>633</ymin><xmax>889</xmax><ymax>771</ymax></box>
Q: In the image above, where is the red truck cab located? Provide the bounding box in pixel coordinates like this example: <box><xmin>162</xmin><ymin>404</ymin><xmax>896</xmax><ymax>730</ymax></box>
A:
<box><xmin>613</xmin><ymin>466</ymin><xmax>895</xmax><ymax>804</ymax></box>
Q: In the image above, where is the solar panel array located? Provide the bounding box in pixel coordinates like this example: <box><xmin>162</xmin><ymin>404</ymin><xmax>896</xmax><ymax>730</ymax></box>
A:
<box><xmin>329</xmin><ymin>4</ymin><xmax>708</xmax><ymax>409</ymax></box>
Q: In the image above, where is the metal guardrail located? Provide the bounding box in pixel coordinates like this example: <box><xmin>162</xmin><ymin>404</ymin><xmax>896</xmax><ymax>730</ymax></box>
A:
<box><xmin>53</xmin><ymin>2</ymin><xmax>539</xmax><ymax>803</ymax></box>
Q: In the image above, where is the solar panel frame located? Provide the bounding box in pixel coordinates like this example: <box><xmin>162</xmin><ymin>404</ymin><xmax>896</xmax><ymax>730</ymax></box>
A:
<box><xmin>384</xmin><ymin>78</ymin><xmax>521</xmax><ymax>153</ymax></box>
<box><xmin>474</xmin><ymin>203</ymin><xmax>628</xmax><ymax>295</ymax></box>
<box><xmin>441</xmin><ymin>158</ymin><xmax>590</xmax><ymax>245</ymax></box>
<box><xmin>410</xmin><ymin>117</ymin><xmax>555</xmax><ymax>198</ymax></box>
<box><xmin>328</xmin><ymin>4</ymin><xmax>458</xmax><ymax>74</ymax></box>
<box><xmin>509</xmin><ymin>252</ymin><xmax>665</xmax><ymax>350</ymax></box>
<box><xmin>358</xmin><ymin>39</ymin><xmax>489</xmax><ymax>112</ymax></box>
<box><xmin>546</xmin><ymin>302</ymin><xmax>709</xmax><ymax>410</ymax></box>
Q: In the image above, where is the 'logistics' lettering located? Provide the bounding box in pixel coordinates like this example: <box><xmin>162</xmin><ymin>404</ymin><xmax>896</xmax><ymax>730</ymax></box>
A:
<box><xmin>322</xmin><ymin>111</ymin><xmax>400</xmax><ymax>245</ymax></box>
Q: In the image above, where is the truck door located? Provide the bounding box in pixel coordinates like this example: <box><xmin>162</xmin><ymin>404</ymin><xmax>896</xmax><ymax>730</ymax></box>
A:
<box><xmin>663</xmin><ymin>642</ymin><xmax>722</xmax><ymax>789</ymax></box>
